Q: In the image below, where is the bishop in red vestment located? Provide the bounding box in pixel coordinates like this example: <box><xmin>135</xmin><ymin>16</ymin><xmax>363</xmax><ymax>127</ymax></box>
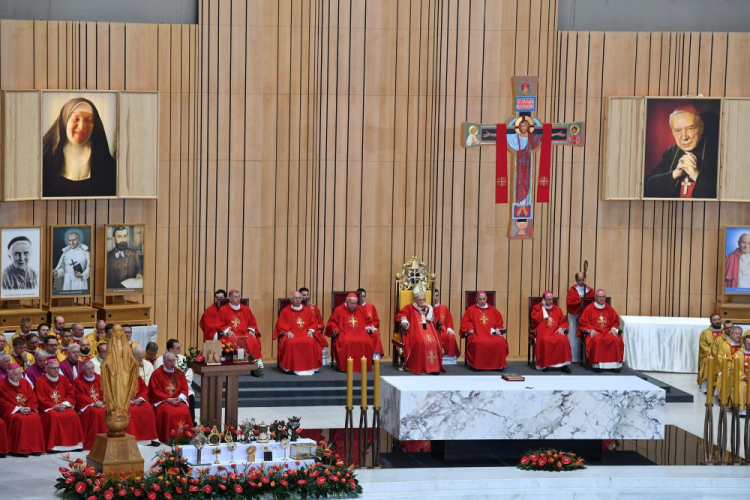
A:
<box><xmin>149</xmin><ymin>353</ymin><xmax>192</xmax><ymax>443</ymax></box>
<box><xmin>358</xmin><ymin>289</ymin><xmax>385</xmax><ymax>357</ymax></box>
<box><xmin>274</xmin><ymin>292</ymin><xmax>322</xmax><ymax>374</ymax></box>
<box><xmin>216</xmin><ymin>290</ymin><xmax>263</xmax><ymax>359</ymax></box>
<box><xmin>395</xmin><ymin>291</ymin><xmax>444</xmax><ymax>374</ymax></box>
<box><xmin>432</xmin><ymin>289</ymin><xmax>459</xmax><ymax>357</ymax></box>
<box><xmin>125</xmin><ymin>376</ymin><xmax>159</xmax><ymax>442</ymax></box>
<box><xmin>0</xmin><ymin>364</ymin><xmax>46</xmax><ymax>455</ymax></box>
<box><xmin>74</xmin><ymin>361</ymin><xmax>108</xmax><ymax>450</ymax></box>
<box><xmin>0</xmin><ymin>416</ymin><xmax>8</xmax><ymax>456</ymax></box>
<box><xmin>566</xmin><ymin>273</ymin><xmax>594</xmax><ymax>363</ymax></box>
<box><xmin>578</xmin><ymin>289</ymin><xmax>624</xmax><ymax>371</ymax></box>
<box><xmin>460</xmin><ymin>291</ymin><xmax>508</xmax><ymax>370</ymax></box>
<box><xmin>35</xmin><ymin>359</ymin><xmax>84</xmax><ymax>451</ymax></box>
<box><xmin>199</xmin><ymin>289</ymin><xmax>227</xmax><ymax>342</ymax></box>
<box><xmin>325</xmin><ymin>294</ymin><xmax>375</xmax><ymax>372</ymax></box>
<box><xmin>530</xmin><ymin>292</ymin><xmax>572</xmax><ymax>371</ymax></box>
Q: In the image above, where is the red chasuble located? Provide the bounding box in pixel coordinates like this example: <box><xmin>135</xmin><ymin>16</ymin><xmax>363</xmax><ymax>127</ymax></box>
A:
<box><xmin>307</xmin><ymin>303</ymin><xmax>328</xmax><ymax>348</ymax></box>
<box><xmin>565</xmin><ymin>285</ymin><xmax>594</xmax><ymax>316</ymax></box>
<box><xmin>216</xmin><ymin>304</ymin><xmax>263</xmax><ymax>359</ymax></box>
<box><xmin>460</xmin><ymin>305</ymin><xmax>508</xmax><ymax>370</ymax></box>
<box><xmin>125</xmin><ymin>376</ymin><xmax>158</xmax><ymax>441</ymax></box>
<box><xmin>199</xmin><ymin>303</ymin><xmax>224</xmax><ymax>342</ymax></box>
<box><xmin>0</xmin><ymin>378</ymin><xmax>46</xmax><ymax>454</ymax></box>
<box><xmin>530</xmin><ymin>303</ymin><xmax>571</xmax><ymax>369</ymax></box>
<box><xmin>433</xmin><ymin>304</ymin><xmax>459</xmax><ymax>356</ymax></box>
<box><xmin>0</xmin><ymin>417</ymin><xmax>8</xmax><ymax>454</ymax></box>
<box><xmin>148</xmin><ymin>366</ymin><xmax>191</xmax><ymax>443</ymax></box>
<box><xmin>362</xmin><ymin>303</ymin><xmax>385</xmax><ymax>356</ymax></box>
<box><xmin>73</xmin><ymin>374</ymin><xmax>107</xmax><ymax>450</ymax></box>
<box><xmin>578</xmin><ymin>303</ymin><xmax>624</xmax><ymax>368</ymax></box>
<box><xmin>35</xmin><ymin>374</ymin><xmax>84</xmax><ymax>451</ymax></box>
<box><xmin>395</xmin><ymin>304</ymin><xmax>444</xmax><ymax>374</ymax></box>
<box><xmin>324</xmin><ymin>304</ymin><xmax>374</xmax><ymax>373</ymax></box>
<box><xmin>274</xmin><ymin>305</ymin><xmax>322</xmax><ymax>373</ymax></box>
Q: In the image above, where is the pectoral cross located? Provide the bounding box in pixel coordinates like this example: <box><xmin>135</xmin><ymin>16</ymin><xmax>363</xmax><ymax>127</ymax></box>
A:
<box><xmin>479</xmin><ymin>312</ymin><xmax>489</xmax><ymax>325</ymax></box>
<box><xmin>680</xmin><ymin>176</ymin><xmax>695</xmax><ymax>198</ymax></box>
<box><xmin>296</xmin><ymin>317</ymin><xmax>305</xmax><ymax>329</ymax></box>
<box><xmin>597</xmin><ymin>315</ymin><xmax>607</xmax><ymax>328</ymax></box>
<box><xmin>231</xmin><ymin>316</ymin><xmax>241</xmax><ymax>329</ymax></box>
<box><xmin>462</xmin><ymin>76</ymin><xmax>585</xmax><ymax>239</ymax></box>
<box><xmin>89</xmin><ymin>386</ymin><xmax>99</xmax><ymax>401</ymax></box>
<box><xmin>15</xmin><ymin>392</ymin><xmax>26</xmax><ymax>406</ymax></box>
<box><xmin>51</xmin><ymin>389</ymin><xmax>61</xmax><ymax>404</ymax></box>
<box><xmin>348</xmin><ymin>315</ymin><xmax>358</xmax><ymax>328</ymax></box>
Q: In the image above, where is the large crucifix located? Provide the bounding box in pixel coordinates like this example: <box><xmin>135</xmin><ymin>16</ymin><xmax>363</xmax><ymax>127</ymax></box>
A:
<box><xmin>461</xmin><ymin>76</ymin><xmax>585</xmax><ymax>239</ymax></box>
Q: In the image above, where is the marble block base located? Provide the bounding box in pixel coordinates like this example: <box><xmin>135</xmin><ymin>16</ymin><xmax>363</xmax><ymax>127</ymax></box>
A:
<box><xmin>381</xmin><ymin>375</ymin><xmax>665</xmax><ymax>441</ymax></box>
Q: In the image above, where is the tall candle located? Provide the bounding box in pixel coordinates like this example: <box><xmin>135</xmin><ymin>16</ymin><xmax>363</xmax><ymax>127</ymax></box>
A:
<box><xmin>346</xmin><ymin>357</ymin><xmax>353</xmax><ymax>408</ymax></box>
<box><xmin>733</xmin><ymin>353</ymin><xmax>741</xmax><ymax>406</ymax></box>
<box><xmin>361</xmin><ymin>357</ymin><xmax>368</xmax><ymax>409</ymax></box>
<box><xmin>705</xmin><ymin>355</ymin><xmax>714</xmax><ymax>406</ymax></box>
<box><xmin>721</xmin><ymin>356</ymin><xmax>730</xmax><ymax>405</ymax></box>
<box><xmin>745</xmin><ymin>361</ymin><xmax>749</xmax><ymax>406</ymax></box>
<box><xmin>373</xmin><ymin>357</ymin><xmax>380</xmax><ymax>409</ymax></box>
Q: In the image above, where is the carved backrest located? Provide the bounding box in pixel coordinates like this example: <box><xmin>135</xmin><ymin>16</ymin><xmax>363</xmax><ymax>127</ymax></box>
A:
<box><xmin>331</xmin><ymin>291</ymin><xmax>357</xmax><ymax>313</ymax></box>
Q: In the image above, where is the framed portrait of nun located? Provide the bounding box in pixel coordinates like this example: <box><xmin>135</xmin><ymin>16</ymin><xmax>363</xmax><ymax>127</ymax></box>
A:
<box><xmin>41</xmin><ymin>91</ymin><xmax>118</xmax><ymax>199</ymax></box>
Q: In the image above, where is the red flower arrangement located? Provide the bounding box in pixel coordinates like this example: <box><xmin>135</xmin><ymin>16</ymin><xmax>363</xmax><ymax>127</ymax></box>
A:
<box><xmin>55</xmin><ymin>441</ymin><xmax>363</xmax><ymax>499</ymax></box>
<box><xmin>517</xmin><ymin>449</ymin><xmax>585</xmax><ymax>472</ymax></box>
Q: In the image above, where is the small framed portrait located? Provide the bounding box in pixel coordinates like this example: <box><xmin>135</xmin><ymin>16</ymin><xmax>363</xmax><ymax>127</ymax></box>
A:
<box><xmin>41</xmin><ymin>91</ymin><xmax>118</xmax><ymax>199</ymax></box>
<box><xmin>722</xmin><ymin>226</ymin><xmax>750</xmax><ymax>295</ymax></box>
<box><xmin>50</xmin><ymin>225</ymin><xmax>93</xmax><ymax>298</ymax></box>
<box><xmin>643</xmin><ymin>97</ymin><xmax>721</xmax><ymax>200</ymax></box>
<box><xmin>104</xmin><ymin>224</ymin><xmax>145</xmax><ymax>294</ymax></box>
<box><xmin>1</xmin><ymin>227</ymin><xmax>42</xmax><ymax>299</ymax></box>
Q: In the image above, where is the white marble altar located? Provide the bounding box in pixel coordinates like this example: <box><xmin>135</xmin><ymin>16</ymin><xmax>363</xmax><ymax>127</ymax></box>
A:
<box><xmin>380</xmin><ymin>375</ymin><xmax>665</xmax><ymax>441</ymax></box>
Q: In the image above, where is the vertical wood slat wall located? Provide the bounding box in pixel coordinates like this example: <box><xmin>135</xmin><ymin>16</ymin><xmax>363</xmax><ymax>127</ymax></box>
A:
<box><xmin>0</xmin><ymin>20</ymin><xmax>199</xmax><ymax>352</ymax></box>
<box><xmin>194</xmin><ymin>0</ymin><xmax>750</xmax><ymax>360</ymax></box>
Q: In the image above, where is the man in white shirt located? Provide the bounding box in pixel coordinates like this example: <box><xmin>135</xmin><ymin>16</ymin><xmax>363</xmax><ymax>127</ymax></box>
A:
<box><xmin>90</xmin><ymin>342</ymin><xmax>107</xmax><ymax>375</ymax></box>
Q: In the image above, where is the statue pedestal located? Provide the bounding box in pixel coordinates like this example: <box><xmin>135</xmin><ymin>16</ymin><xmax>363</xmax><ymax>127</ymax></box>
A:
<box><xmin>87</xmin><ymin>433</ymin><xmax>144</xmax><ymax>475</ymax></box>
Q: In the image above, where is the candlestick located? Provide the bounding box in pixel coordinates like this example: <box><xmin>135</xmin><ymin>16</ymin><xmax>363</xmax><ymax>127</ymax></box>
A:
<box><xmin>733</xmin><ymin>353</ymin><xmax>741</xmax><ymax>405</ymax></box>
<box><xmin>346</xmin><ymin>357</ymin><xmax>353</xmax><ymax>408</ymax></box>
<box><xmin>361</xmin><ymin>357</ymin><xmax>368</xmax><ymax>409</ymax></box>
<box><xmin>373</xmin><ymin>357</ymin><xmax>380</xmax><ymax>409</ymax></box>
<box><xmin>745</xmin><ymin>361</ymin><xmax>749</xmax><ymax>404</ymax></box>
<box><xmin>705</xmin><ymin>355</ymin><xmax>715</xmax><ymax>406</ymax></box>
<box><xmin>720</xmin><ymin>356</ymin><xmax>730</xmax><ymax>405</ymax></box>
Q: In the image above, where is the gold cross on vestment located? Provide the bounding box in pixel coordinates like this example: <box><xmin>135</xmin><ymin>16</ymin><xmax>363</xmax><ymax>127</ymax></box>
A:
<box><xmin>296</xmin><ymin>317</ymin><xmax>305</xmax><ymax>329</ymax></box>
<box><xmin>15</xmin><ymin>392</ymin><xmax>26</xmax><ymax>406</ymax></box>
<box><xmin>231</xmin><ymin>316</ymin><xmax>241</xmax><ymax>329</ymax></box>
<box><xmin>546</xmin><ymin>317</ymin><xmax>554</xmax><ymax>327</ymax></box>
<box><xmin>479</xmin><ymin>312</ymin><xmax>489</xmax><ymax>325</ymax></box>
<box><xmin>168</xmin><ymin>380</ymin><xmax>177</xmax><ymax>396</ymax></box>
<box><xmin>427</xmin><ymin>351</ymin><xmax>437</xmax><ymax>365</ymax></box>
<box><xmin>425</xmin><ymin>333</ymin><xmax>434</xmax><ymax>344</ymax></box>
<box><xmin>89</xmin><ymin>386</ymin><xmax>99</xmax><ymax>401</ymax></box>
<box><xmin>348</xmin><ymin>315</ymin><xmax>358</xmax><ymax>328</ymax></box>
<box><xmin>51</xmin><ymin>389</ymin><xmax>61</xmax><ymax>404</ymax></box>
<box><xmin>597</xmin><ymin>315</ymin><xmax>607</xmax><ymax>328</ymax></box>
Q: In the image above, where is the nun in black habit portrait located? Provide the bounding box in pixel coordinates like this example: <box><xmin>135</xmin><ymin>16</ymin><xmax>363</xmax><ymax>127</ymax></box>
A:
<box><xmin>42</xmin><ymin>97</ymin><xmax>116</xmax><ymax>198</ymax></box>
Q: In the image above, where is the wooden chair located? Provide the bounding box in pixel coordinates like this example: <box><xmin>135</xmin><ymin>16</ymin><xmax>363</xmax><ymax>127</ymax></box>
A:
<box><xmin>527</xmin><ymin>296</ymin><xmax>558</xmax><ymax>367</ymax></box>
<box><xmin>579</xmin><ymin>296</ymin><xmax>611</xmax><ymax>368</ymax></box>
<box><xmin>392</xmin><ymin>289</ymin><xmax>433</xmax><ymax>369</ymax></box>
<box><xmin>463</xmin><ymin>290</ymin><xmax>503</xmax><ymax>366</ymax></box>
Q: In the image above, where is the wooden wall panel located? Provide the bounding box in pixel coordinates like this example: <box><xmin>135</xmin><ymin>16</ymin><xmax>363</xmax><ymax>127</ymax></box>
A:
<box><xmin>718</xmin><ymin>98</ymin><xmax>750</xmax><ymax>202</ymax></box>
<box><xmin>1</xmin><ymin>91</ymin><xmax>41</xmax><ymax>200</ymax></box>
<box><xmin>118</xmin><ymin>92</ymin><xmax>159</xmax><ymax>198</ymax></box>
<box><xmin>602</xmin><ymin>97</ymin><xmax>644</xmax><ymax>200</ymax></box>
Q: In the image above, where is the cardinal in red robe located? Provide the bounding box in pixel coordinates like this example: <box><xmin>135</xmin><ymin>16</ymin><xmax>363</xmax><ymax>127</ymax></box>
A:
<box><xmin>199</xmin><ymin>290</ymin><xmax>227</xmax><ymax>342</ymax></box>
<box><xmin>73</xmin><ymin>361</ymin><xmax>108</xmax><ymax>450</ymax></box>
<box><xmin>325</xmin><ymin>294</ymin><xmax>375</xmax><ymax>372</ymax></box>
<box><xmin>35</xmin><ymin>359</ymin><xmax>84</xmax><ymax>451</ymax></box>
<box><xmin>432</xmin><ymin>289</ymin><xmax>459</xmax><ymax>358</ymax></box>
<box><xmin>216</xmin><ymin>290</ymin><xmax>262</xmax><ymax>359</ymax></box>
<box><xmin>0</xmin><ymin>364</ymin><xmax>46</xmax><ymax>455</ymax></box>
<box><xmin>149</xmin><ymin>353</ymin><xmax>192</xmax><ymax>443</ymax></box>
<box><xmin>125</xmin><ymin>376</ymin><xmax>158</xmax><ymax>442</ymax></box>
<box><xmin>578</xmin><ymin>289</ymin><xmax>624</xmax><ymax>371</ymax></box>
<box><xmin>274</xmin><ymin>292</ymin><xmax>322</xmax><ymax>375</ymax></box>
<box><xmin>358</xmin><ymin>289</ymin><xmax>385</xmax><ymax>357</ymax></box>
<box><xmin>395</xmin><ymin>290</ymin><xmax>444</xmax><ymax>374</ymax></box>
<box><xmin>530</xmin><ymin>292</ymin><xmax>572</xmax><ymax>372</ymax></box>
<box><xmin>460</xmin><ymin>291</ymin><xmax>508</xmax><ymax>370</ymax></box>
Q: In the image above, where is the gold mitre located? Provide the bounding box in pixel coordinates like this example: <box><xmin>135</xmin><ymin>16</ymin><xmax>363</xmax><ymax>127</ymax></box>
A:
<box><xmin>412</xmin><ymin>282</ymin><xmax>427</xmax><ymax>299</ymax></box>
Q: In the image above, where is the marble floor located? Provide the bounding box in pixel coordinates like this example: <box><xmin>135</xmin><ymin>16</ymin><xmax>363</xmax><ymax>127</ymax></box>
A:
<box><xmin>1</xmin><ymin>372</ymin><xmax>748</xmax><ymax>499</ymax></box>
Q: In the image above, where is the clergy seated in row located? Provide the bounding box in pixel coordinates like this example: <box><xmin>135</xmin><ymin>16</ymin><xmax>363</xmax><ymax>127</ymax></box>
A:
<box><xmin>216</xmin><ymin>289</ymin><xmax>263</xmax><ymax>360</ymax></box>
<box><xmin>35</xmin><ymin>359</ymin><xmax>84</xmax><ymax>452</ymax></box>
<box><xmin>578</xmin><ymin>289</ymin><xmax>624</xmax><ymax>372</ymax></box>
<box><xmin>126</xmin><ymin>375</ymin><xmax>159</xmax><ymax>444</ymax></box>
<box><xmin>10</xmin><ymin>337</ymin><xmax>33</xmax><ymax>372</ymax></box>
<box><xmin>0</xmin><ymin>336</ymin><xmax>8</xmax><ymax>355</ymax></box>
<box><xmin>460</xmin><ymin>291</ymin><xmax>508</xmax><ymax>371</ymax></box>
<box><xmin>0</xmin><ymin>364</ymin><xmax>46</xmax><ymax>455</ymax></box>
<box><xmin>325</xmin><ymin>293</ymin><xmax>378</xmax><ymax>372</ymax></box>
<box><xmin>58</xmin><ymin>329</ymin><xmax>74</xmax><ymax>358</ymax></box>
<box><xmin>199</xmin><ymin>289</ymin><xmax>227</xmax><ymax>342</ymax></box>
<box><xmin>530</xmin><ymin>291</ymin><xmax>572</xmax><ymax>372</ymax></box>
<box><xmin>696</xmin><ymin>314</ymin><xmax>724</xmax><ymax>393</ymax></box>
<box><xmin>299</xmin><ymin>287</ymin><xmax>329</xmax><ymax>353</ymax></box>
<box><xmin>0</xmin><ymin>352</ymin><xmax>10</xmax><ymax>382</ymax></box>
<box><xmin>432</xmin><ymin>289</ymin><xmax>459</xmax><ymax>364</ymax></box>
<box><xmin>702</xmin><ymin>320</ymin><xmax>735</xmax><ymax>396</ymax></box>
<box><xmin>24</xmin><ymin>350</ymin><xmax>49</xmax><ymax>387</ymax></box>
<box><xmin>133</xmin><ymin>346</ymin><xmax>155</xmax><ymax>385</ymax></box>
<box><xmin>90</xmin><ymin>342</ymin><xmax>107</xmax><ymax>375</ymax></box>
<box><xmin>42</xmin><ymin>335</ymin><xmax>64</xmax><ymax>364</ymax></box>
<box><xmin>60</xmin><ymin>343</ymin><xmax>84</xmax><ymax>384</ymax></box>
<box><xmin>86</xmin><ymin>320</ymin><xmax>109</xmax><ymax>354</ymax></box>
<box><xmin>713</xmin><ymin>326</ymin><xmax>745</xmax><ymax>407</ymax></box>
<box><xmin>357</xmin><ymin>288</ymin><xmax>385</xmax><ymax>359</ymax></box>
<box><xmin>74</xmin><ymin>361</ymin><xmax>107</xmax><ymax>450</ymax></box>
<box><xmin>25</xmin><ymin>333</ymin><xmax>40</xmax><ymax>358</ymax></box>
<box><xmin>274</xmin><ymin>291</ymin><xmax>322</xmax><ymax>375</ymax></box>
<box><xmin>154</xmin><ymin>340</ymin><xmax>196</xmax><ymax>424</ymax></box>
<box><xmin>395</xmin><ymin>286</ymin><xmax>445</xmax><ymax>375</ymax></box>
<box><xmin>149</xmin><ymin>352</ymin><xmax>192</xmax><ymax>444</ymax></box>
<box><xmin>10</xmin><ymin>317</ymin><xmax>33</xmax><ymax>343</ymax></box>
